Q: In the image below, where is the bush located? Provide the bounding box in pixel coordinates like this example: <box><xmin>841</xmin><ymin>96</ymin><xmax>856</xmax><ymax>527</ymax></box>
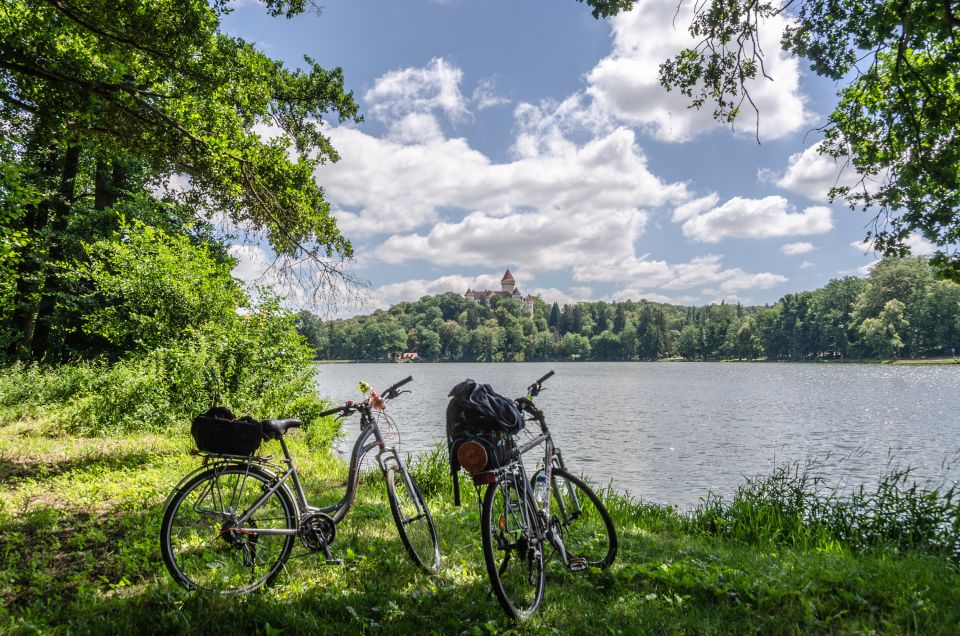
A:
<box><xmin>0</xmin><ymin>298</ymin><xmax>340</xmax><ymax>444</ymax></box>
<box><xmin>692</xmin><ymin>460</ymin><xmax>960</xmax><ymax>560</ymax></box>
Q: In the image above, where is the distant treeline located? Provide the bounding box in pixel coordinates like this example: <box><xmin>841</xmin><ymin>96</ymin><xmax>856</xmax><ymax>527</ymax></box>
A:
<box><xmin>297</xmin><ymin>258</ymin><xmax>960</xmax><ymax>362</ymax></box>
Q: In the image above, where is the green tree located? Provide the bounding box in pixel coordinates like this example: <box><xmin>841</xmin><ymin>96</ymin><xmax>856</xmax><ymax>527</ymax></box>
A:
<box><xmin>857</xmin><ymin>299</ymin><xmax>909</xmax><ymax>359</ymax></box>
<box><xmin>1</xmin><ymin>0</ymin><xmax>359</xmax><ymax>359</ymax></box>
<box><xmin>71</xmin><ymin>221</ymin><xmax>244</xmax><ymax>355</ymax></box>
<box><xmin>560</xmin><ymin>332</ymin><xmax>591</xmax><ymax>360</ymax></box>
<box><xmin>361</xmin><ymin>320</ymin><xmax>407</xmax><ymax>360</ymax></box>
<box><xmin>295</xmin><ymin>310</ymin><xmax>327</xmax><ymax>359</ymax></box>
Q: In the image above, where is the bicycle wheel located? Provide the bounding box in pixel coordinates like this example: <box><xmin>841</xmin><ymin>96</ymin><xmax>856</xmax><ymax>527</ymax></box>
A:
<box><xmin>160</xmin><ymin>464</ymin><xmax>296</xmax><ymax>594</ymax></box>
<box><xmin>385</xmin><ymin>466</ymin><xmax>440</xmax><ymax>572</ymax></box>
<box><xmin>550</xmin><ymin>468</ymin><xmax>617</xmax><ymax>568</ymax></box>
<box><xmin>481</xmin><ymin>474</ymin><xmax>546</xmax><ymax>620</ymax></box>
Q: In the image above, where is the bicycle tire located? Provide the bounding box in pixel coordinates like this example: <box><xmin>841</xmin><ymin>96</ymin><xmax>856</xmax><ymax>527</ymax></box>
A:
<box><xmin>481</xmin><ymin>474</ymin><xmax>546</xmax><ymax>620</ymax></box>
<box><xmin>550</xmin><ymin>468</ymin><xmax>617</xmax><ymax>568</ymax></box>
<box><xmin>385</xmin><ymin>466</ymin><xmax>441</xmax><ymax>572</ymax></box>
<box><xmin>160</xmin><ymin>463</ymin><xmax>296</xmax><ymax>594</ymax></box>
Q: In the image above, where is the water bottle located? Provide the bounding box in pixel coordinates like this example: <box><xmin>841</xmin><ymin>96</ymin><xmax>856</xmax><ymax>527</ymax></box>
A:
<box><xmin>533</xmin><ymin>474</ymin><xmax>549</xmax><ymax>506</ymax></box>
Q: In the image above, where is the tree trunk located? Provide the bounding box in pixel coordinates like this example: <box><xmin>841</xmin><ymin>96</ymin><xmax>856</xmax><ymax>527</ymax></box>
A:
<box><xmin>6</xmin><ymin>142</ymin><xmax>63</xmax><ymax>360</ymax></box>
<box><xmin>29</xmin><ymin>145</ymin><xmax>82</xmax><ymax>359</ymax></box>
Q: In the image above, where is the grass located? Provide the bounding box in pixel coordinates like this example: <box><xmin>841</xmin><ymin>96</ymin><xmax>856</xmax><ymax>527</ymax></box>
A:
<box><xmin>2</xmin><ymin>417</ymin><xmax>960</xmax><ymax>635</ymax></box>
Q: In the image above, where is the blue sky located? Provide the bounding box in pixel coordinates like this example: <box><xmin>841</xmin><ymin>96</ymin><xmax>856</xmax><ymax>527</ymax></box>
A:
<box><xmin>221</xmin><ymin>0</ymin><xmax>928</xmax><ymax>314</ymax></box>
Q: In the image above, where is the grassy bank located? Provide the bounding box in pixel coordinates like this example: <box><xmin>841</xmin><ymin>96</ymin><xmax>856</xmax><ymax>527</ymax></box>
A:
<box><xmin>2</xmin><ymin>419</ymin><xmax>959</xmax><ymax>635</ymax></box>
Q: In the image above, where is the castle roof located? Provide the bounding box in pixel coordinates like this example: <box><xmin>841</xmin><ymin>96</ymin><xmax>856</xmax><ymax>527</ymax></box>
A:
<box><xmin>501</xmin><ymin>269</ymin><xmax>515</xmax><ymax>282</ymax></box>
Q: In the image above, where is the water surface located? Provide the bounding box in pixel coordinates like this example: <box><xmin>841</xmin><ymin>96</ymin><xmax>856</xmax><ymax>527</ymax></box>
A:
<box><xmin>313</xmin><ymin>362</ymin><xmax>960</xmax><ymax>509</ymax></box>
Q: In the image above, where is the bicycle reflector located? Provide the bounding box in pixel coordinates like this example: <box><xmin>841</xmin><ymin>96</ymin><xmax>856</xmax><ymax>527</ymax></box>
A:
<box><xmin>456</xmin><ymin>440</ymin><xmax>489</xmax><ymax>473</ymax></box>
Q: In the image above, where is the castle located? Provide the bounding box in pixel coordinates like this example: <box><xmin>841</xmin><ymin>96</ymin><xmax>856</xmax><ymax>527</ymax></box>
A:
<box><xmin>465</xmin><ymin>270</ymin><xmax>536</xmax><ymax>313</ymax></box>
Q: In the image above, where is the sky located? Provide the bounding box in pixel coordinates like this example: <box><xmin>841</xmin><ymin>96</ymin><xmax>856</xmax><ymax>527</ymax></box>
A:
<box><xmin>220</xmin><ymin>0</ymin><xmax>933</xmax><ymax>316</ymax></box>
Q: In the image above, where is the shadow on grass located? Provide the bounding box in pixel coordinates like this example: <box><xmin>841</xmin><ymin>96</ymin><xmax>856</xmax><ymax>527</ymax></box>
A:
<box><xmin>0</xmin><ymin>448</ymin><xmax>175</xmax><ymax>485</ymax></box>
<box><xmin>4</xmin><ymin>491</ymin><xmax>960</xmax><ymax>634</ymax></box>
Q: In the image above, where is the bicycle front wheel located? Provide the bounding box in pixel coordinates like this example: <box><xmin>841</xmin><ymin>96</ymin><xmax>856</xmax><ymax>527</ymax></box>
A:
<box><xmin>551</xmin><ymin>468</ymin><xmax>617</xmax><ymax>568</ymax></box>
<box><xmin>160</xmin><ymin>464</ymin><xmax>296</xmax><ymax>594</ymax></box>
<box><xmin>386</xmin><ymin>466</ymin><xmax>440</xmax><ymax>572</ymax></box>
<box><xmin>481</xmin><ymin>474</ymin><xmax>546</xmax><ymax>620</ymax></box>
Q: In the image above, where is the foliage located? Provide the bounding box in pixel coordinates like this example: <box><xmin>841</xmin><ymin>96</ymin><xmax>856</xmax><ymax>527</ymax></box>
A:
<box><xmin>0</xmin><ymin>0</ymin><xmax>358</xmax><ymax>258</ymax></box>
<box><xmin>70</xmin><ymin>220</ymin><xmax>245</xmax><ymax>355</ymax></box>
<box><xmin>0</xmin><ymin>0</ymin><xmax>360</xmax><ymax>361</ymax></box>
<box><xmin>693</xmin><ymin>460</ymin><xmax>960</xmax><ymax>560</ymax></box>
<box><xmin>0</xmin><ymin>295</ymin><xmax>334</xmax><ymax>436</ymax></box>
<box><xmin>583</xmin><ymin>0</ymin><xmax>960</xmax><ymax>281</ymax></box>
<box><xmin>309</xmin><ymin>257</ymin><xmax>960</xmax><ymax>362</ymax></box>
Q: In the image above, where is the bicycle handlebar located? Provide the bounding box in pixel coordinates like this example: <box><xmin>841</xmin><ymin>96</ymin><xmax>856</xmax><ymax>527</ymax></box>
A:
<box><xmin>526</xmin><ymin>370</ymin><xmax>555</xmax><ymax>397</ymax></box>
<box><xmin>534</xmin><ymin>370</ymin><xmax>554</xmax><ymax>386</ymax></box>
<box><xmin>318</xmin><ymin>403</ymin><xmax>353</xmax><ymax>418</ymax></box>
<box><xmin>318</xmin><ymin>376</ymin><xmax>414</xmax><ymax>418</ymax></box>
<box><xmin>382</xmin><ymin>375</ymin><xmax>413</xmax><ymax>398</ymax></box>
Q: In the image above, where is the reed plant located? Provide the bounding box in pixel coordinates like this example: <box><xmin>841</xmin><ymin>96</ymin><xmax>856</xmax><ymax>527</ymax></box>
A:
<box><xmin>691</xmin><ymin>460</ymin><xmax>960</xmax><ymax>560</ymax></box>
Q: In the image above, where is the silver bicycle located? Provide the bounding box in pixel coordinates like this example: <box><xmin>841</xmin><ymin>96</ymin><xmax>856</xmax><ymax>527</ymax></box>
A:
<box><xmin>472</xmin><ymin>371</ymin><xmax>618</xmax><ymax>620</ymax></box>
<box><xmin>160</xmin><ymin>376</ymin><xmax>440</xmax><ymax>594</ymax></box>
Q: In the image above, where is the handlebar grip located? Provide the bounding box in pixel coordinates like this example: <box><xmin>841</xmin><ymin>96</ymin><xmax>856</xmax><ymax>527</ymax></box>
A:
<box><xmin>318</xmin><ymin>405</ymin><xmax>345</xmax><ymax>418</ymax></box>
<box><xmin>535</xmin><ymin>370</ymin><xmax>555</xmax><ymax>385</ymax></box>
<box><xmin>384</xmin><ymin>375</ymin><xmax>413</xmax><ymax>395</ymax></box>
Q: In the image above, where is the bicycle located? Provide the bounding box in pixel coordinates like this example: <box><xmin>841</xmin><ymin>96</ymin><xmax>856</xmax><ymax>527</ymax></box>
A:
<box><xmin>159</xmin><ymin>376</ymin><xmax>440</xmax><ymax>594</ymax></box>
<box><xmin>461</xmin><ymin>371</ymin><xmax>617</xmax><ymax>620</ymax></box>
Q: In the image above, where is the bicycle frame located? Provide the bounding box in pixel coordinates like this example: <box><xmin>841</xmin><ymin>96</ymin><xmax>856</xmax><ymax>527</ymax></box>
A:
<box><xmin>500</xmin><ymin>409</ymin><xmax>582</xmax><ymax>567</ymax></box>
<box><xmin>182</xmin><ymin>405</ymin><xmax>411</xmax><ymax>538</ymax></box>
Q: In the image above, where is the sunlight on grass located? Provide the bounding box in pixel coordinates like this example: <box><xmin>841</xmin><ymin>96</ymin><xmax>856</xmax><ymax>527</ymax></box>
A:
<box><xmin>2</xmin><ymin>424</ymin><xmax>960</xmax><ymax>633</ymax></box>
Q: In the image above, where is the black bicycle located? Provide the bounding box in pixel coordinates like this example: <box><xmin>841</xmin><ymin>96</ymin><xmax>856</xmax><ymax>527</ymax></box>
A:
<box><xmin>160</xmin><ymin>376</ymin><xmax>440</xmax><ymax>594</ymax></box>
<box><xmin>468</xmin><ymin>371</ymin><xmax>617</xmax><ymax>619</ymax></box>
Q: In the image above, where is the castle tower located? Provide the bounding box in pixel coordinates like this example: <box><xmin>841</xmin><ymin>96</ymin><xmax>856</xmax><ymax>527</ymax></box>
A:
<box><xmin>501</xmin><ymin>269</ymin><xmax>516</xmax><ymax>294</ymax></box>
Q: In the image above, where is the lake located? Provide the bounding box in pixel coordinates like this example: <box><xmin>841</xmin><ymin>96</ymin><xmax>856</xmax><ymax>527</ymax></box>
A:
<box><xmin>312</xmin><ymin>362</ymin><xmax>960</xmax><ymax>510</ymax></box>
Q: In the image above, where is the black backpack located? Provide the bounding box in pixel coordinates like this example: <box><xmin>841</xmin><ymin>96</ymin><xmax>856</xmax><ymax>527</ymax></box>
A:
<box><xmin>446</xmin><ymin>380</ymin><xmax>525</xmax><ymax>505</ymax></box>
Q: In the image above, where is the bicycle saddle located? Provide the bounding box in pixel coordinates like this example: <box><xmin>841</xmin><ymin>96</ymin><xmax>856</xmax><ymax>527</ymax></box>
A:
<box><xmin>260</xmin><ymin>419</ymin><xmax>302</xmax><ymax>440</ymax></box>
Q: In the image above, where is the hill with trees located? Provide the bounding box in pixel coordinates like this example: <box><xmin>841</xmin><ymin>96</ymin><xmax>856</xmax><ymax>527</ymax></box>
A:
<box><xmin>301</xmin><ymin>258</ymin><xmax>960</xmax><ymax>363</ymax></box>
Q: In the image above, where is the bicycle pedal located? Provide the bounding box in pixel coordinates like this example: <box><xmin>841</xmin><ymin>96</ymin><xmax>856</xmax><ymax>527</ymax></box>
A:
<box><xmin>325</xmin><ymin>558</ymin><xmax>344</xmax><ymax>566</ymax></box>
<box><xmin>568</xmin><ymin>557</ymin><xmax>588</xmax><ymax>572</ymax></box>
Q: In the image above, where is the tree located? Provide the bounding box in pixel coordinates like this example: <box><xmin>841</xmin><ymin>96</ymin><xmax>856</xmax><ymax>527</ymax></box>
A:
<box><xmin>71</xmin><ymin>221</ymin><xmax>244</xmax><ymax>355</ymax></box>
<box><xmin>857</xmin><ymin>299</ymin><xmax>909</xmax><ymax>359</ymax></box>
<box><xmin>560</xmin><ymin>332</ymin><xmax>591</xmax><ymax>360</ymax></box>
<box><xmin>548</xmin><ymin>302</ymin><xmax>561</xmax><ymax>330</ymax></box>
<box><xmin>582</xmin><ymin>0</ymin><xmax>960</xmax><ymax>281</ymax></box>
<box><xmin>1</xmin><ymin>0</ymin><xmax>360</xmax><ymax>359</ymax></box>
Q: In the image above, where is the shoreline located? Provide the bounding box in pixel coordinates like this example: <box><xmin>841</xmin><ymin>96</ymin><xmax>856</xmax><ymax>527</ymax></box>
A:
<box><xmin>315</xmin><ymin>357</ymin><xmax>960</xmax><ymax>365</ymax></box>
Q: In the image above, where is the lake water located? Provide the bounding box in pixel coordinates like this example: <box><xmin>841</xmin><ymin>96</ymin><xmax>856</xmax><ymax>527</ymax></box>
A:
<box><xmin>312</xmin><ymin>362</ymin><xmax>960</xmax><ymax>510</ymax></box>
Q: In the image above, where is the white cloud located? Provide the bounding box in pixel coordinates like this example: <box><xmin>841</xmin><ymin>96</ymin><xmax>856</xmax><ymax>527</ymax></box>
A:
<box><xmin>386</xmin><ymin>112</ymin><xmax>445</xmax><ymax>144</ymax></box>
<box><xmin>719</xmin><ymin>271</ymin><xmax>788</xmax><ymax>293</ymax></box>
<box><xmin>672</xmin><ymin>194</ymin><xmax>719</xmax><ymax>223</ymax></box>
<box><xmin>777</xmin><ymin>142</ymin><xmax>863</xmax><ymax>202</ymax></box>
<box><xmin>472</xmin><ymin>77</ymin><xmax>510</xmax><ymax>110</ymax></box>
<box><xmin>678</xmin><ymin>196</ymin><xmax>832</xmax><ymax>243</ymax></box>
<box><xmin>585</xmin><ymin>0</ymin><xmax>809</xmax><ymax>142</ymax></box>
<box><xmin>850</xmin><ymin>234</ymin><xmax>937</xmax><ymax>257</ymax></box>
<box><xmin>609</xmin><ymin>288</ymin><xmax>698</xmax><ymax>304</ymax></box>
<box><xmin>319</xmin><ymin>123</ymin><xmax>688</xmax><ymax>236</ymax></box>
<box><xmin>364</xmin><ymin>57</ymin><xmax>469</xmax><ymax>128</ymax></box>
<box><xmin>782</xmin><ymin>241</ymin><xmax>815</xmax><ymax>255</ymax></box>
<box><xmin>799</xmin><ymin>261</ymin><xmax>815</xmax><ymax>269</ymax></box>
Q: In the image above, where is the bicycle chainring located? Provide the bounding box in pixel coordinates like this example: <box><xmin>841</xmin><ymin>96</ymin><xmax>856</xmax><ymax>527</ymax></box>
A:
<box><xmin>298</xmin><ymin>512</ymin><xmax>336</xmax><ymax>553</ymax></box>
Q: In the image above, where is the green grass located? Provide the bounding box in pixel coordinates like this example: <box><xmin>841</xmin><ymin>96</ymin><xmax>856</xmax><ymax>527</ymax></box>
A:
<box><xmin>2</xmin><ymin>417</ymin><xmax>959</xmax><ymax>634</ymax></box>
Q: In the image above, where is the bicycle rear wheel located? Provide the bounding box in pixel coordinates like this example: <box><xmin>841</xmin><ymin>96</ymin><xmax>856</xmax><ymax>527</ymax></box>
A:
<box><xmin>550</xmin><ymin>468</ymin><xmax>617</xmax><ymax>568</ymax></box>
<box><xmin>160</xmin><ymin>464</ymin><xmax>296</xmax><ymax>594</ymax></box>
<box><xmin>385</xmin><ymin>466</ymin><xmax>440</xmax><ymax>572</ymax></box>
<box><xmin>481</xmin><ymin>474</ymin><xmax>546</xmax><ymax>620</ymax></box>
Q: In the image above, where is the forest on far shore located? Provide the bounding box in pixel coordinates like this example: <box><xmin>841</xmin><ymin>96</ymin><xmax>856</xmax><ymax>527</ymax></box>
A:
<box><xmin>298</xmin><ymin>257</ymin><xmax>960</xmax><ymax>363</ymax></box>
